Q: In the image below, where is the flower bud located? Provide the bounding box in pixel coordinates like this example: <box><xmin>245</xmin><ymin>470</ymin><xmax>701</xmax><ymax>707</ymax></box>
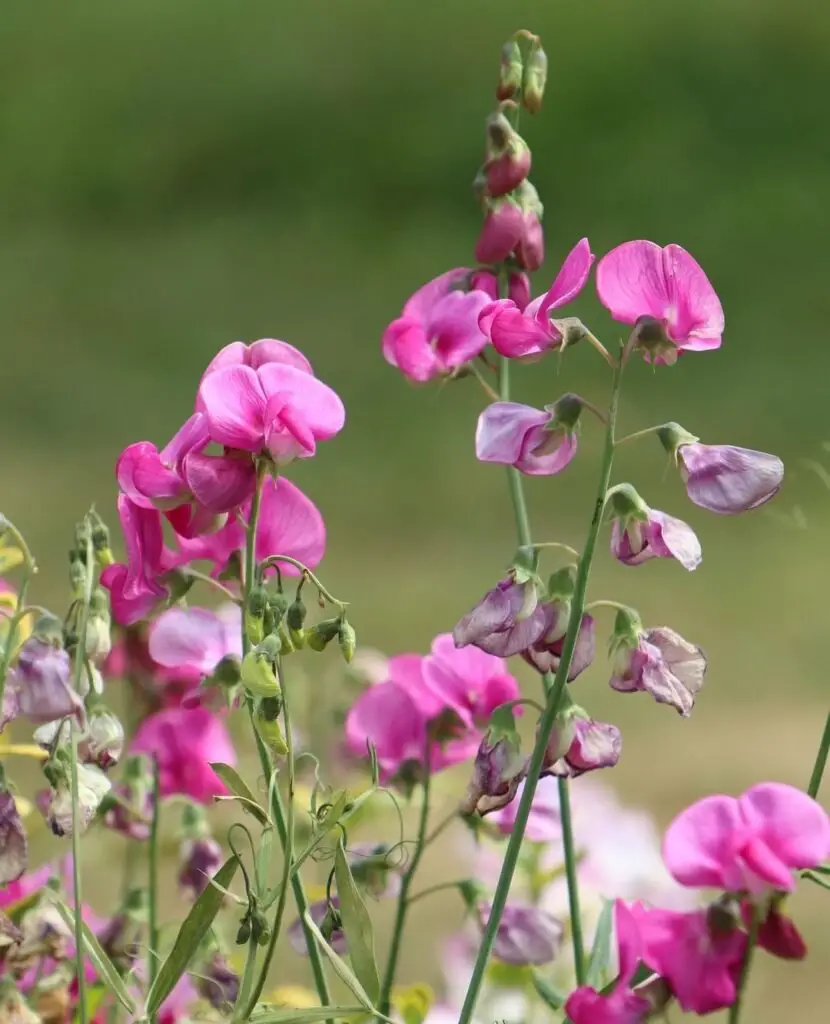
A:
<box><xmin>47</xmin><ymin>763</ymin><xmax>111</xmax><ymax>836</ymax></box>
<box><xmin>470</xmin><ymin>269</ymin><xmax>499</xmax><ymax>300</ymax></box>
<box><xmin>306</xmin><ymin>617</ymin><xmax>342</xmax><ymax>653</ymax></box>
<box><xmin>485</xmin><ymin>139</ymin><xmax>532</xmax><ymax>198</ymax></box>
<box><xmin>338</xmin><ymin>619</ymin><xmax>357</xmax><ymax>664</ymax></box>
<box><xmin>88</xmin><ymin>509</ymin><xmax>115</xmax><ymax>568</ymax></box>
<box><xmin>515</xmin><ymin>211</ymin><xmax>544</xmax><ymax>271</ymax></box>
<box><xmin>254</xmin><ymin>703</ymin><xmax>288</xmax><ymax>756</ymax></box>
<box><xmin>745</xmin><ymin>899</ymin><xmax>807</xmax><ymax>960</ymax></box>
<box><xmin>179</xmin><ymin>833</ymin><xmax>224</xmax><ymax>901</ymax></box>
<box><xmin>240</xmin><ymin>639</ymin><xmax>282</xmax><ymax>699</ymax></box>
<box><xmin>461</xmin><ymin>707</ymin><xmax>526</xmax><ymax>817</ymax></box>
<box><xmin>479</xmin><ymin>901</ymin><xmax>563</xmax><ymax>965</ymax></box>
<box><xmin>507</xmin><ymin>270</ymin><xmax>531</xmax><ymax>310</ymax></box>
<box><xmin>0</xmin><ymin>790</ymin><xmax>27</xmax><ymax>885</ymax></box>
<box><xmin>32</xmin><ymin>612</ymin><xmax>64</xmax><ymax>648</ymax></box>
<box><xmin>69</xmin><ymin>550</ymin><xmax>87</xmax><ymax>599</ymax></box>
<box><xmin>475</xmin><ymin>200</ymin><xmax>524</xmax><ymax>265</ymax></box>
<box><xmin>245</xmin><ymin>585</ymin><xmax>268</xmax><ymax>646</ymax></box>
<box><xmin>84</xmin><ymin>589</ymin><xmax>112</xmax><ymax>664</ymax></box>
<box><xmin>497</xmin><ymin>39</ymin><xmax>524</xmax><ymax>101</ymax></box>
<box><xmin>288</xmin><ymin>899</ymin><xmax>347</xmax><ymax>956</ymax></box>
<box><xmin>79</xmin><ymin>705</ymin><xmax>124</xmax><ymax>770</ymax></box>
<box><xmin>522</xmin><ymin>38</ymin><xmax>548</xmax><ymax>114</ymax></box>
<box><xmin>286</xmin><ymin>595</ymin><xmax>307</xmax><ymax>631</ymax></box>
<box><xmin>348</xmin><ymin>843</ymin><xmax>402</xmax><ymax>899</ymax></box>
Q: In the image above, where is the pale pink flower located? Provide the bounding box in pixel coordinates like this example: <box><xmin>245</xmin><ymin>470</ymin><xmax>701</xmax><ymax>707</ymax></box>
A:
<box><xmin>611</xmin><ymin>507</ymin><xmax>701</xmax><ymax>570</ymax></box>
<box><xmin>489</xmin><ymin>775</ymin><xmax>561</xmax><ymax>843</ymax></box>
<box><xmin>596</xmin><ymin>240</ymin><xmax>724</xmax><ymax>356</ymax></box>
<box><xmin>677</xmin><ymin>442</ymin><xmax>784</xmax><ymax>514</ymax></box>
<box><xmin>476</xmin><ymin>402</ymin><xmax>578</xmax><ymax>476</ymax></box>
<box><xmin>197</xmin><ymin>362</ymin><xmax>345</xmax><ymax>465</ymax></box>
<box><xmin>130</xmin><ymin>707</ymin><xmax>235</xmax><ymax>803</ymax></box>
<box><xmin>422</xmin><ymin>633</ymin><xmax>520</xmax><ymax>729</ymax></box>
<box><xmin>479</xmin><ymin>239</ymin><xmax>593</xmax><ymax>359</ymax></box>
<box><xmin>611</xmin><ymin>625</ymin><xmax>706</xmax><ymax>717</ymax></box>
<box><xmin>453</xmin><ymin>577</ymin><xmax>549</xmax><ymax>659</ymax></box>
<box><xmin>565</xmin><ymin>901</ymin><xmax>651</xmax><ymax>1023</ymax></box>
<box><xmin>149</xmin><ymin>605</ymin><xmax>241</xmax><ymax>679</ymax></box>
<box><xmin>662</xmin><ymin>782</ymin><xmax>830</xmax><ymax>894</ymax></box>
<box><xmin>632</xmin><ymin>902</ymin><xmax>745</xmax><ymax>1015</ymax></box>
<box><xmin>7</xmin><ymin>636</ymin><xmax>85</xmax><ymax>728</ymax></box>
<box><xmin>172</xmin><ymin>476</ymin><xmax>325</xmax><ymax>579</ymax></box>
<box><xmin>478</xmin><ymin>901</ymin><xmax>563</xmax><ymax>965</ymax></box>
<box><xmin>544</xmin><ymin>716</ymin><xmax>621</xmax><ymax>779</ymax></box>
<box><xmin>101</xmin><ymin>497</ymin><xmax>173</xmax><ymax>626</ymax></box>
<box><xmin>382</xmin><ymin>269</ymin><xmax>493</xmax><ymax>382</ymax></box>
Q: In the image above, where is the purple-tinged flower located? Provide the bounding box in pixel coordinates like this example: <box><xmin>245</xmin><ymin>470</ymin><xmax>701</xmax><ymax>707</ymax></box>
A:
<box><xmin>382</xmin><ymin>269</ymin><xmax>493</xmax><ymax>383</ymax></box>
<box><xmin>596</xmin><ymin>240</ymin><xmax>724</xmax><ymax>360</ymax></box>
<box><xmin>48</xmin><ymin>764</ymin><xmax>111</xmax><ymax>836</ymax></box>
<box><xmin>521</xmin><ymin>605</ymin><xmax>596</xmax><ymax>681</ymax></box>
<box><xmin>677</xmin><ymin>442</ymin><xmax>784</xmax><ymax>515</ymax></box>
<box><xmin>478</xmin><ymin>901</ymin><xmax>563</xmax><ymax>965</ymax></box>
<box><xmin>149</xmin><ymin>605</ymin><xmax>242</xmax><ymax>679</ymax></box>
<box><xmin>178</xmin><ymin>835</ymin><xmax>224</xmax><ymax>901</ymax></box>
<box><xmin>196</xmin><ymin>954</ymin><xmax>240</xmax><ymax>1010</ymax></box>
<box><xmin>9</xmin><ymin>637</ymin><xmax>85</xmax><ymax>728</ymax></box>
<box><xmin>610</xmin><ymin>611</ymin><xmax>706</xmax><ymax>717</ymax></box>
<box><xmin>476</xmin><ymin>402</ymin><xmax>578</xmax><ymax>476</ymax></box>
<box><xmin>453</xmin><ymin>577</ymin><xmax>547</xmax><ymax>658</ymax></box>
<box><xmin>0</xmin><ymin>791</ymin><xmax>27</xmax><ymax>885</ymax></box>
<box><xmin>1</xmin><ymin>685</ymin><xmax>17</xmax><ymax>734</ymax></box>
<box><xmin>288</xmin><ymin>899</ymin><xmax>346</xmax><ymax>956</ymax></box>
<box><xmin>461</xmin><ymin>714</ymin><xmax>526</xmax><ymax>817</ymax></box>
<box><xmin>543</xmin><ymin>715</ymin><xmax>622</xmax><ymax>779</ymax></box>
<box><xmin>608</xmin><ymin>483</ymin><xmax>701</xmax><ymax>570</ymax></box>
<box><xmin>479</xmin><ymin>239</ymin><xmax>594</xmax><ymax>359</ymax></box>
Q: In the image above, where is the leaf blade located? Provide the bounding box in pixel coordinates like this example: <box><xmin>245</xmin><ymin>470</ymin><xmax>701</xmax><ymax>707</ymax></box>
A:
<box><xmin>210</xmin><ymin>762</ymin><xmax>270</xmax><ymax>826</ymax></box>
<box><xmin>585</xmin><ymin>898</ymin><xmax>614</xmax><ymax>988</ymax></box>
<box><xmin>333</xmin><ymin>839</ymin><xmax>380</xmax><ymax>1005</ymax></box>
<box><xmin>250</xmin><ymin>1007</ymin><xmax>367</xmax><ymax>1023</ymax></box>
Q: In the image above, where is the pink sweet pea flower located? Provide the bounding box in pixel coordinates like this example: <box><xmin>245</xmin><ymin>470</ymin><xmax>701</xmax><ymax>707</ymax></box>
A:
<box><xmin>101</xmin><ymin>497</ymin><xmax>174</xmax><ymax>626</ymax></box>
<box><xmin>422</xmin><ymin>633</ymin><xmax>520</xmax><ymax>729</ymax></box>
<box><xmin>632</xmin><ymin>903</ymin><xmax>746</xmax><ymax>1015</ymax></box>
<box><xmin>662</xmin><ymin>782</ymin><xmax>830</xmax><ymax>895</ymax></box>
<box><xmin>382</xmin><ymin>269</ymin><xmax>493</xmax><ymax>382</ymax></box>
<box><xmin>596</xmin><ymin>240</ymin><xmax>724</xmax><ymax>357</ymax></box>
<box><xmin>197</xmin><ymin>363</ymin><xmax>345</xmax><ymax>466</ymax></box>
<box><xmin>565</xmin><ymin>901</ymin><xmax>652</xmax><ymax>1023</ymax></box>
<box><xmin>677</xmin><ymin>442</ymin><xmax>784</xmax><ymax>514</ymax></box>
<box><xmin>149</xmin><ymin>605</ymin><xmax>241</xmax><ymax>678</ymax></box>
<box><xmin>173</xmin><ymin>476</ymin><xmax>325</xmax><ymax>579</ymax></box>
<box><xmin>478</xmin><ymin>238</ymin><xmax>594</xmax><ymax>359</ymax></box>
<box><xmin>0</xmin><ymin>863</ymin><xmax>52</xmax><ymax>909</ymax></box>
<box><xmin>130</xmin><ymin>707</ymin><xmax>235</xmax><ymax>803</ymax></box>
<box><xmin>476</xmin><ymin>402</ymin><xmax>578</xmax><ymax>476</ymax></box>
<box><xmin>199</xmin><ymin>338</ymin><xmax>314</xmax><ymax>383</ymax></box>
<box><xmin>611</xmin><ymin>506</ymin><xmax>701</xmax><ymax>570</ymax></box>
<box><xmin>522</xmin><ymin>607</ymin><xmax>596</xmax><ymax>680</ymax></box>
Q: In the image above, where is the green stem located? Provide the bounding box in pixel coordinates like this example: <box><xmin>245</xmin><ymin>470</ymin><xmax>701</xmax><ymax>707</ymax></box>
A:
<box><xmin>406</xmin><ymin>879</ymin><xmax>468</xmax><ymax>907</ymax></box>
<box><xmin>584</xmin><ymin>599</ymin><xmax>635</xmax><ymax>615</ymax></box>
<box><xmin>0</xmin><ymin>521</ymin><xmax>36</xmax><ymax>714</ymax></box>
<box><xmin>498</xmin><ymin>357</ymin><xmax>533</xmax><ymax>548</ymax></box>
<box><xmin>807</xmin><ymin>709</ymin><xmax>830</xmax><ymax>798</ymax></box>
<box><xmin>260</xmin><ymin>556</ymin><xmax>347</xmax><ymax>609</ymax></box>
<box><xmin>377</xmin><ymin>756</ymin><xmax>433</xmax><ymax>1017</ymax></box>
<box><xmin>69</xmin><ymin>526</ymin><xmax>96</xmax><ymax>1024</ymax></box>
<box><xmin>457</xmin><ymin>358</ymin><xmax>623</xmax><ymax>1024</ymax></box>
<box><xmin>728</xmin><ymin>903</ymin><xmax>761</xmax><ymax>1023</ymax></box>
<box><xmin>147</xmin><ymin>757</ymin><xmax>161</xmax><ymax>1023</ymax></box>
<box><xmin>614</xmin><ymin>424</ymin><xmax>662</xmax><ymax>447</ymax></box>
<box><xmin>557</xmin><ymin>776</ymin><xmax>585</xmax><ymax>985</ymax></box>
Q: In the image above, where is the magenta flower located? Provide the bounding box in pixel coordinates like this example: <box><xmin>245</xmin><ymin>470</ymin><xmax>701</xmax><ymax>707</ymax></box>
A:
<box><xmin>543</xmin><ymin>715</ymin><xmax>622</xmax><ymax>779</ymax></box>
<box><xmin>677</xmin><ymin>442</ymin><xmax>784</xmax><ymax>514</ymax></box>
<box><xmin>382</xmin><ymin>269</ymin><xmax>493</xmax><ymax>382</ymax></box>
<box><xmin>101</xmin><ymin>497</ymin><xmax>173</xmax><ymax>626</ymax></box>
<box><xmin>744</xmin><ymin>900</ymin><xmax>807</xmax><ymax>960</ymax></box>
<box><xmin>421</xmin><ymin>633</ymin><xmax>520</xmax><ymax>730</ymax></box>
<box><xmin>197</xmin><ymin>362</ymin><xmax>345</xmax><ymax>466</ymax></box>
<box><xmin>611</xmin><ymin>506</ymin><xmax>701</xmax><ymax>570</ymax></box>
<box><xmin>149</xmin><ymin>606</ymin><xmax>242</xmax><ymax>679</ymax></box>
<box><xmin>662</xmin><ymin>782</ymin><xmax>830</xmax><ymax>894</ymax></box>
<box><xmin>173</xmin><ymin>476</ymin><xmax>325</xmax><ymax>580</ymax></box>
<box><xmin>565</xmin><ymin>901</ymin><xmax>651</xmax><ymax>1023</ymax></box>
<box><xmin>478</xmin><ymin>902</ymin><xmax>563</xmax><ymax>966</ymax></box>
<box><xmin>478</xmin><ymin>238</ymin><xmax>594</xmax><ymax>359</ymax></box>
<box><xmin>130</xmin><ymin>707</ymin><xmax>235</xmax><ymax>803</ymax></box>
<box><xmin>632</xmin><ymin>903</ymin><xmax>745</xmax><ymax>1015</ymax></box>
<box><xmin>9</xmin><ymin>637</ymin><xmax>85</xmax><ymax>728</ymax></box>
<box><xmin>611</xmin><ymin>618</ymin><xmax>706</xmax><ymax>717</ymax></box>
<box><xmin>199</xmin><ymin>338</ymin><xmax>314</xmax><ymax>383</ymax></box>
<box><xmin>596</xmin><ymin>240</ymin><xmax>724</xmax><ymax>358</ymax></box>
<box><xmin>453</xmin><ymin>577</ymin><xmax>548</xmax><ymax>658</ymax></box>
<box><xmin>0</xmin><ymin>863</ymin><xmax>51</xmax><ymax>909</ymax></box>
<box><xmin>475</xmin><ymin>201</ymin><xmax>525</xmax><ymax>265</ymax></box>
<box><xmin>522</xmin><ymin>608</ymin><xmax>596</xmax><ymax>679</ymax></box>
<box><xmin>476</xmin><ymin>402</ymin><xmax>578</xmax><ymax>476</ymax></box>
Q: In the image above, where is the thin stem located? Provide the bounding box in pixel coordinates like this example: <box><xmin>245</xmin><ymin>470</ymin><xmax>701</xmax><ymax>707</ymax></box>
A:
<box><xmin>529</xmin><ymin>541</ymin><xmax>580</xmax><ymax>560</ymax></box>
<box><xmin>182</xmin><ymin>568</ymin><xmax>239</xmax><ymax>603</ymax></box>
<box><xmin>69</xmin><ymin>526</ymin><xmax>96</xmax><ymax>1024</ymax></box>
<box><xmin>457</xmin><ymin>358</ymin><xmax>624</xmax><ymax>1024</ymax></box>
<box><xmin>584</xmin><ymin>599</ymin><xmax>634</xmax><ymax>615</ymax></box>
<box><xmin>147</xmin><ymin>758</ymin><xmax>161</xmax><ymax>1022</ymax></box>
<box><xmin>581</xmin><ymin>330</ymin><xmax>615</xmax><ymax>367</ymax></box>
<box><xmin>243</xmin><ymin>462</ymin><xmax>267</xmax><ymax>607</ymax></box>
<box><xmin>260</xmin><ymin>556</ymin><xmax>347</xmax><ymax>609</ymax></box>
<box><xmin>807</xmin><ymin>709</ymin><xmax>830</xmax><ymax>798</ymax></box>
<box><xmin>728</xmin><ymin>903</ymin><xmax>761</xmax><ymax>1023</ymax></box>
<box><xmin>0</xmin><ymin>522</ymin><xmax>36</xmax><ymax>716</ymax></box>
<box><xmin>499</xmin><ymin>357</ymin><xmax>532</xmax><ymax>548</ymax></box>
<box><xmin>469</xmin><ymin>360</ymin><xmax>500</xmax><ymax>402</ymax></box>
<box><xmin>614</xmin><ymin>424</ymin><xmax>662</xmax><ymax>447</ymax></box>
<box><xmin>406</xmin><ymin>879</ymin><xmax>468</xmax><ymax>907</ymax></box>
<box><xmin>557</xmin><ymin>777</ymin><xmax>585</xmax><ymax>984</ymax></box>
<box><xmin>377</xmin><ymin>754</ymin><xmax>433</xmax><ymax>1016</ymax></box>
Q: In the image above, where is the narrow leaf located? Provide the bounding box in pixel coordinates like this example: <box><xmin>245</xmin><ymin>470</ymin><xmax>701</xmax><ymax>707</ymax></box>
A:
<box><xmin>803</xmin><ymin>869</ymin><xmax>830</xmax><ymax>890</ymax></box>
<box><xmin>144</xmin><ymin>854</ymin><xmax>238</xmax><ymax>1016</ymax></box>
<box><xmin>210</xmin><ymin>762</ymin><xmax>270</xmax><ymax>825</ymax></box>
<box><xmin>53</xmin><ymin>899</ymin><xmax>136</xmax><ymax>1014</ymax></box>
<box><xmin>73</xmin><ymin>983</ymin><xmax>108</xmax><ymax>1024</ymax></box>
<box><xmin>585</xmin><ymin>898</ymin><xmax>614</xmax><ymax>987</ymax></box>
<box><xmin>256</xmin><ymin>824</ymin><xmax>276</xmax><ymax>896</ymax></box>
<box><xmin>333</xmin><ymin>839</ymin><xmax>380</xmax><ymax>1004</ymax></box>
<box><xmin>250</xmin><ymin>1007</ymin><xmax>366</xmax><ymax>1023</ymax></box>
<box><xmin>302</xmin><ymin>911</ymin><xmax>373</xmax><ymax>1011</ymax></box>
<box><xmin>531</xmin><ymin>970</ymin><xmax>565</xmax><ymax>1010</ymax></box>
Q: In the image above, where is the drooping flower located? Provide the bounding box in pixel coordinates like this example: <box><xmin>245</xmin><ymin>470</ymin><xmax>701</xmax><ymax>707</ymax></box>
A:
<box><xmin>101</xmin><ymin>497</ymin><xmax>173</xmax><ymax>626</ymax></box>
<box><xmin>130</xmin><ymin>707</ymin><xmax>235</xmax><ymax>803</ymax></box>
<box><xmin>178</xmin><ymin>835</ymin><xmax>224</xmax><ymax>901</ymax></box>
<box><xmin>610</xmin><ymin>612</ymin><xmax>706</xmax><ymax>717</ymax></box>
<box><xmin>197</xmin><ymin>362</ymin><xmax>345</xmax><ymax>466</ymax></box>
<box><xmin>478</xmin><ymin>238</ymin><xmax>594</xmax><ymax>359</ymax></box>
<box><xmin>475</xmin><ymin>402</ymin><xmax>578</xmax><ymax>476</ymax></box>
<box><xmin>565</xmin><ymin>901</ymin><xmax>652</xmax><ymax>1023</ymax></box>
<box><xmin>453</xmin><ymin>577</ymin><xmax>548</xmax><ymax>658</ymax></box>
<box><xmin>382</xmin><ymin>269</ymin><xmax>493</xmax><ymax>382</ymax></box>
<box><xmin>596</xmin><ymin>240</ymin><xmax>724</xmax><ymax>361</ymax></box>
<box><xmin>48</xmin><ymin>764</ymin><xmax>111</xmax><ymax>836</ymax></box>
<box><xmin>521</xmin><ymin>607</ymin><xmax>596</xmax><ymax>680</ymax></box>
<box><xmin>744</xmin><ymin>899</ymin><xmax>807</xmax><ymax>960</ymax></box>
<box><xmin>288</xmin><ymin>899</ymin><xmax>346</xmax><ymax>956</ymax></box>
<box><xmin>543</xmin><ymin>714</ymin><xmax>622</xmax><ymax>779</ymax></box>
<box><xmin>461</xmin><ymin>716</ymin><xmax>526</xmax><ymax>817</ymax></box>
<box><xmin>608</xmin><ymin>486</ymin><xmax>701</xmax><ymax>570</ymax></box>
<box><xmin>421</xmin><ymin>634</ymin><xmax>520</xmax><ymax>729</ymax></box>
<box><xmin>478</xmin><ymin>901</ymin><xmax>563</xmax><ymax>965</ymax></box>
<box><xmin>0</xmin><ymin>791</ymin><xmax>27</xmax><ymax>885</ymax></box>
<box><xmin>676</xmin><ymin>442</ymin><xmax>784</xmax><ymax>515</ymax></box>
<box><xmin>662</xmin><ymin>782</ymin><xmax>830</xmax><ymax>894</ymax></box>
<box><xmin>195</xmin><ymin>954</ymin><xmax>240</xmax><ymax>1011</ymax></box>
<box><xmin>8</xmin><ymin>637</ymin><xmax>85</xmax><ymax>728</ymax></box>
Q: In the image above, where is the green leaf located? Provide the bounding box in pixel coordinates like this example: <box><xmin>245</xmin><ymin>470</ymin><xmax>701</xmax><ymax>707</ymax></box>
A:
<box><xmin>210</xmin><ymin>762</ymin><xmax>270</xmax><ymax>826</ymax></box>
<box><xmin>52</xmin><ymin>899</ymin><xmax>137</xmax><ymax>1014</ymax></box>
<box><xmin>302</xmin><ymin>910</ymin><xmax>375</xmax><ymax>1012</ymax></box>
<box><xmin>250</xmin><ymin>1008</ymin><xmax>367</xmax><ymax>1023</ymax></box>
<box><xmin>585</xmin><ymin>898</ymin><xmax>614</xmax><ymax>987</ymax></box>
<box><xmin>803</xmin><ymin>868</ymin><xmax>830</xmax><ymax>890</ymax></box>
<box><xmin>531</xmin><ymin>970</ymin><xmax>565</xmax><ymax>1010</ymax></box>
<box><xmin>144</xmin><ymin>854</ymin><xmax>238</xmax><ymax>1017</ymax></box>
<box><xmin>333</xmin><ymin>838</ymin><xmax>380</xmax><ymax>1004</ymax></box>
<box><xmin>256</xmin><ymin>824</ymin><xmax>276</xmax><ymax>896</ymax></box>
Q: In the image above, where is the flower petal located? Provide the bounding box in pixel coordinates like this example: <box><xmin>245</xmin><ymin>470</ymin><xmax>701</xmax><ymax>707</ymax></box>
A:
<box><xmin>198</xmin><ymin>365</ymin><xmax>266</xmax><ymax>451</ymax></box>
<box><xmin>247</xmin><ymin>338</ymin><xmax>314</xmax><ymax>374</ymax></box>
<box><xmin>739</xmin><ymin>782</ymin><xmax>830</xmax><ymax>872</ymax></box>
<box><xmin>116</xmin><ymin>443</ymin><xmax>186</xmax><ymax>509</ymax></box>
<box><xmin>536</xmin><ymin>238</ymin><xmax>595</xmax><ymax>319</ymax></box>
<box><xmin>489</xmin><ymin>305</ymin><xmax>554</xmax><ymax>359</ymax></box>
<box><xmin>182</xmin><ymin>451</ymin><xmax>255</xmax><ymax>513</ymax></box>
<box><xmin>662</xmin><ymin>794</ymin><xmax>743</xmax><ymax>889</ymax></box>
<box><xmin>255</xmin><ymin>477</ymin><xmax>326</xmax><ymax>572</ymax></box>
<box><xmin>149</xmin><ymin>607</ymin><xmax>240</xmax><ymax>676</ymax></box>
<box><xmin>476</xmin><ymin>402</ymin><xmax>549</xmax><ymax>466</ymax></box>
<box><xmin>382</xmin><ymin>317</ymin><xmax>437</xmax><ymax>381</ymax></box>
<box><xmin>596</xmin><ymin>240</ymin><xmax>671</xmax><ymax>324</ymax></box>
<box><xmin>257</xmin><ymin>363</ymin><xmax>345</xmax><ymax>442</ymax></box>
<box><xmin>663</xmin><ymin>244</ymin><xmax>724</xmax><ymax>350</ymax></box>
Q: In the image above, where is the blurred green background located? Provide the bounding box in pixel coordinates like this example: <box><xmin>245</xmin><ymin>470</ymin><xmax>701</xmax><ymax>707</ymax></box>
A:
<box><xmin>3</xmin><ymin>0</ymin><xmax>829</xmax><ymax>1019</ymax></box>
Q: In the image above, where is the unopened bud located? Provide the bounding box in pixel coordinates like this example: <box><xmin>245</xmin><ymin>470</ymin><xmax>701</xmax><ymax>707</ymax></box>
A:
<box><xmin>485</xmin><ymin>111</ymin><xmax>514</xmax><ymax>152</ymax></box>
<box><xmin>88</xmin><ymin>510</ymin><xmax>114</xmax><ymax>568</ymax></box>
<box><xmin>522</xmin><ymin>38</ymin><xmax>548</xmax><ymax>114</ymax></box>
<box><xmin>240</xmin><ymin>646</ymin><xmax>281</xmax><ymax>699</ymax></box>
<box><xmin>32</xmin><ymin>612</ymin><xmax>64</xmax><ymax>647</ymax></box>
<box><xmin>306</xmin><ymin>617</ymin><xmax>342</xmax><ymax>653</ymax></box>
<box><xmin>245</xmin><ymin>586</ymin><xmax>268</xmax><ymax>645</ymax></box>
<box><xmin>507</xmin><ymin>270</ymin><xmax>531</xmax><ymax>310</ymax></box>
<box><xmin>69</xmin><ymin>552</ymin><xmax>86</xmax><ymax>598</ymax></box>
<box><xmin>497</xmin><ymin>39</ymin><xmax>524</xmax><ymax>101</ymax></box>
<box><xmin>475</xmin><ymin>200</ymin><xmax>524</xmax><ymax>265</ymax></box>
<box><xmin>254</xmin><ymin>707</ymin><xmax>288</xmax><ymax>756</ymax></box>
<box><xmin>485</xmin><ymin>141</ymin><xmax>532</xmax><ymax>199</ymax></box>
<box><xmin>85</xmin><ymin>589</ymin><xmax>112</xmax><ymax>664</ymax></box>
<box><xmin>80</xmin><ymin>705</ymin><xmax>124</xmax><ymax>770</ymax></box>
<box><xmin>338</xmin><ymin>619</ymin><xmax>357</xmax><ymax>664</ymax></box>
<box><xmin>286</xmin><ymin>596</ymin><xmax>307</xmax><ymax>632</ymax></box>
<box><xmin>212</xmin><ymin>654</ymin><xmax>242</xmax><ymax>688</ymax></box>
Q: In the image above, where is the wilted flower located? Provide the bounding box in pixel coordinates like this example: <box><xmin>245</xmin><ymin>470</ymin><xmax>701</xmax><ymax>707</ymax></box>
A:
<box><xmin>543</xmin><ymin>713</ymin><xmax>622</xmax><ymax>779</ymax></box>
<box><xmin>196</xmin><ymin>954</ymin><xmax>240</xmax><ymax>1010</ymax></box>
<box><xmin>47</xmin><ymin>764</ymin><xmax>111</xmax><ymax>836</ymax></box>
<box><xmin>476</xmin><ymin>402</ymin><xmax>578</xmax><ymax>476</ymax></box>
<box><xmin>453</xmin><ymin>577</ymin><xmax>547</xmax><ymax>658</ymax></box>
<box><xmin>608</xmin><ymin>485</ymin><xmax>701</xmax><ymax>570</ymax></box>
<box><xmin>478</xmin><ymin>901</ymin><xmax>563</xmax><ymax>965</ymax></box>
<box><xmin>8</xmin><ymin>637</ymin><xmax>84</xmax><ymax>728</ymax></box>
<box><xmin>676</xmin><ymin>441</ymin><xmax>784</xmax><ymax>515</ymax></box>
<box><xmin>288</xmin><ymin>899</ymin><xmax>346</xmax><ymax>956</ymax></box>
<box><xmin>178</xmin><ymin>835</ymin><xmax>224</xmax><ymax>901</ymax></box>
<box><xmin>461</xmin><ymin>713</ymin><xmax>526</xmax><ymax>817</ymax></box>
<box><xmin>521</xmin><ymin>605</ymin><xmax>595</xmax><ymax>680</ymax></box>
<box><xmin>84</xmin><ymin>589</ymin><xmax>113</xmax><ymax>664</ymax></box>
<box><xmin>0</xmin><ymin>791</ymin><xmax>27</xmax><ymax>885</ymax></box>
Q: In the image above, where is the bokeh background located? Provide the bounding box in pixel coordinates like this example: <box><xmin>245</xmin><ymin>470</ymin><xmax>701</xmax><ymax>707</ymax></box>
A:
<box><xmin>3</xmin><ymin>0</ymin><xmax>829</xmax><ymax>1019</ymax></box>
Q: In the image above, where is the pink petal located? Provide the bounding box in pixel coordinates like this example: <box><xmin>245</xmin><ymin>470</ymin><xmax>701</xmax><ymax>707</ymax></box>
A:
<box><xmin>382</xmin><ymin>317</ymin><xmax>438</xmax><ymax>382</ymax></box>
<box><xmin>739</xmin><ymin>782</ymin><xmax>830</xmax><ymax>872</ymax></box>
<box><xmin>476</xmin><ymin>402</ymin><xmax>549</xmax><ymax>466</ymax></box>
<box><xmin>615</xmin><ymin>900</ymin><xmax>643</xmax><ymax>984</ymax></box>
<box><xmin>257</xmin><ymin>364</ymin><xmax>345</xmax><ymax>442</ymax></box>
<box><xmin>345</xmin><ymin>681</ymin><xmax>427</xmax><ymax>779</ymax></box>
<box><xmin>662</xmin><ymin>794</ymin><xmax>743</xmax><ymax>889</ymax></box>
<box><xmin>402</xmin><ymin>268</ymin><xmax>471</xmax><ymax>322</ymax></box>
<box><xmin>116</xmin><ymin>443</ymin><xmax>186</xmax><ymax>509</ymax></box>
<box><xmin>149</xmin><ymin>607</ymin><xmax>241</xmax><ymax>676</ymax></box>
<box><xmin>536</xmin><ymin>238</ymin><xmax>595</xmax><ymax>320</ymax></box>
<box><xmin>519</xmin><ymin>426</ymin><xmax>578</xmax><ymax>477</ymax></box>
<box><xmin>263</xmin><ymin>393</ymin><xmax>317</xmax><ymax>462</ymax></box>
<box><xmin>478</xmin><ymin>299</ymin><xmax>513</xmax><ymax>339</ymax></box>
<box><xmin>489</xmin><ymin>305</ymin><xmax>554</xmax><ymax>359</ymax></box>
<box><xmin>663</xmin><ymin>244</ymin><xmax>724</xmax><ymax>350</ymax></box>
<box><xmin>596</xmin><ymin>240</ymin><xmax>671</xmax><ymax>324</ymax></box>
<box><xmin>198</xmin><ymin>365</ymin><xmax>266</xmax><ymax>451</ymax></box>
<box><xmin>388</xmin><ymin>653</ymin><xmax>444</xmax><ymax>718</ymax></box>
<box><xmin>182</xmin><ymin>451</ymin><xmax>255</xmax><ymax>513</ymax></box>
<box><xmin>740</xmin><ymin>837</ymin><xmax>796</xmax><ymax>892</ymax></box>
<box><xmin>200</xmin><ymin>341</ymin><xmax>249</xmax><ymax>378</ymax></box>
<box><xmin>159</xmin><ymin>413</ymin><xmax>212</xmax><ymax>472</ymax></box>
<box><xmin>650</xmin><ymin>510</ymin><xmax>702</xmax><ymax>570</ymax></box>
<box><xmin>255</xmin><ymin>477</ymin><xmax>326</xmax><ymax>572</ymax></box>
<box><xmin>247</xmin><ymin>338</ymin><xmax>314</xmax><ymax>374</ymax></box>
<box><xmin>429</xmin><ymin>290</ymin><xmax>490</xmax><ymax>369</ymax></box>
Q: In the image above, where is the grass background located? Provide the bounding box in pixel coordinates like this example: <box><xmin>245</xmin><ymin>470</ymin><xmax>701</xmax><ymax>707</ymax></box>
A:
<box><xmin>2</xmin><ymin>0</ymin><xmax>829</xmax><ymax>1018</ymax></box>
